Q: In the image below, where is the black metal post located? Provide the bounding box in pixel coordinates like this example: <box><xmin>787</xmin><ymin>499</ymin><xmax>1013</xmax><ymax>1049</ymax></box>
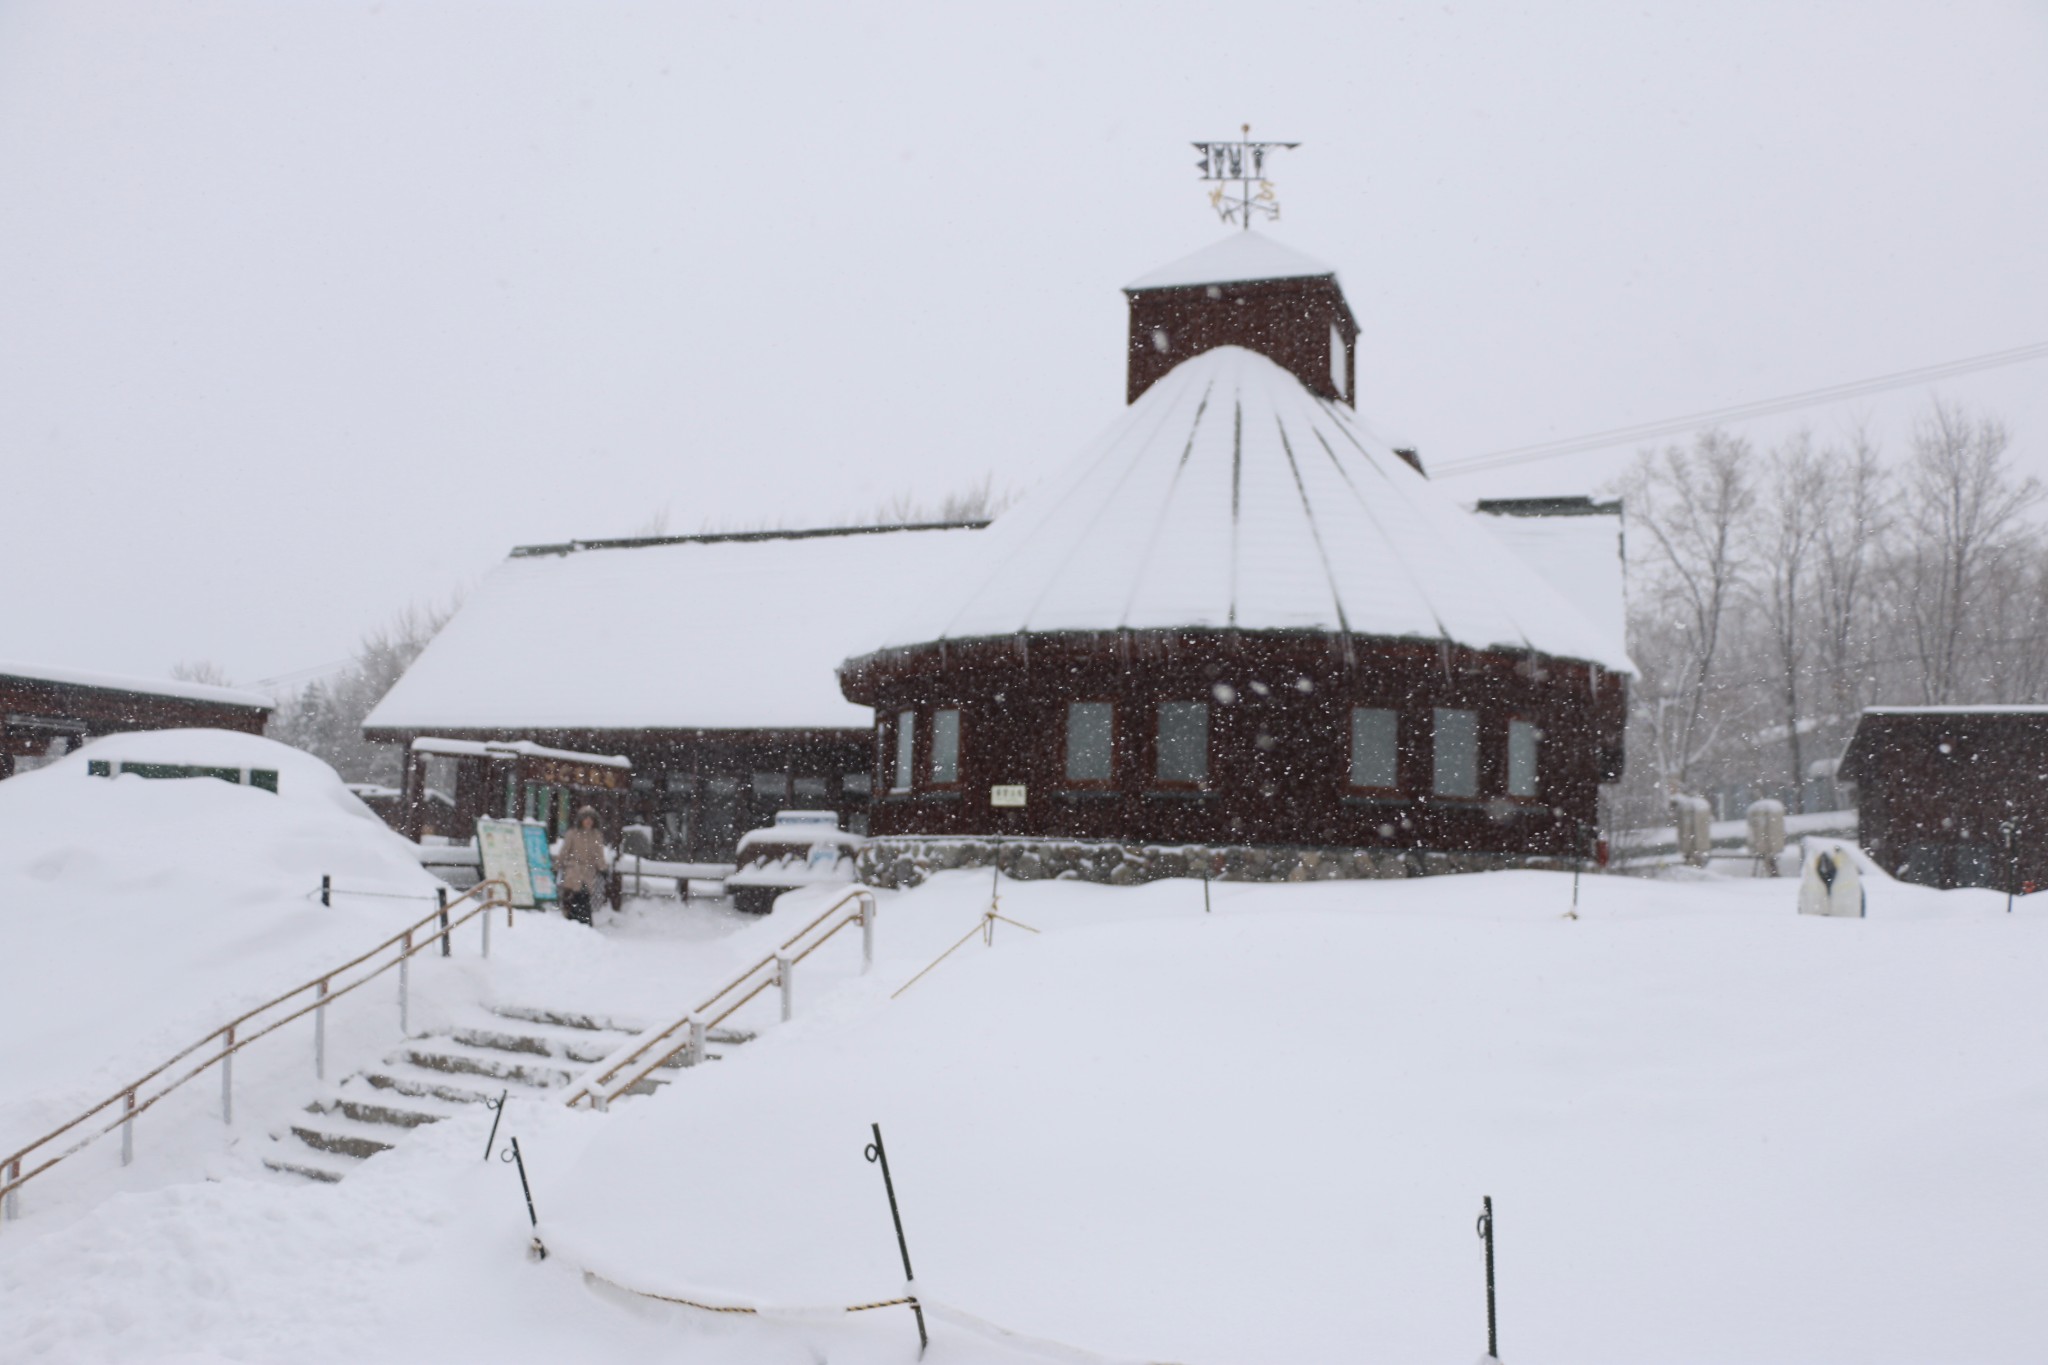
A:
<box><xmin>482</xmin><ymin>1089</ymin><xmax>508</xmax><ymax>1161</ymax></box>
<box><xmin>864</xmin><ymin>1123</ymin><xmax>928</xmax><ymax>1355</ymax></box>
<box><xmin>438</xmin><ymin>885</ymin><xmax>452</xmax><ymax>956</ymax></box>
<box><xmin>320</xmin><ymin>874</ymin><xmax>331</xmax><ymax>907</ymax></box>
<box><xmin>1203</xmin><ymin>871</ymin><xmax>1212</xmax><ymax>914</ymax></box>
<box><xmin>501</xmin><ymin>1136</ymin><xmax>546</xmax><ymax>1259</ymax></box>
<box><xmin>1478</xmin><ymin>1195</ymin><xmax>1498</xmax><ymax>1360</ymax></box>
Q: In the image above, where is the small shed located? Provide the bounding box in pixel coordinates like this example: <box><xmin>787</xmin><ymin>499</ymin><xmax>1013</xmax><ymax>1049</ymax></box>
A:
<box><xmin>398</xmin><ymin>737</ymin><xmax>631</xmax><ymax>842</ymax></box>
<box><xmin>0</xmin><ymin>660</ymin><xmax>272</xmax><ymax>779</ymax></box>
<box><xmin>1839</xmin><ymin>706</ymin><xmax>2048</xmax><ymax>890</ymax></box>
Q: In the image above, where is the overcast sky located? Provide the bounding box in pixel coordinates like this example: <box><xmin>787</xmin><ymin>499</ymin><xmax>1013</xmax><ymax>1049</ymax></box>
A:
<box><xmin>3</xmin><ymin>1</ymin><xmax>2044</xmax><ymax>689</ymax></box>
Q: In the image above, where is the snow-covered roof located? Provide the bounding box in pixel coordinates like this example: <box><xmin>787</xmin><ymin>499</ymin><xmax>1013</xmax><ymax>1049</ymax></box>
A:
<box><xmin>1124</xmin><ymin>230</ymin><xmax>1336</xmax><ymax>291</ymax></box>
<box><xmin>856</xmin><ymin>346</ymin><xmax>1633</xmax><ymax>672</ymax></box>
<box><xmin>409</xmin><ymin>737</ymin><xmax>631</xmax><ymax>768</ymax></box>
<box><xmin>1473</xmin><ymin>504</ymin><xmax>1628</xmax><ymax>657</ymax></box>
<box><xmin>0</xmin><ymin>659</ymin><xmax>272</xmax><ymax>711</ymax></box>
<box><xmin>1860</xmin><ymin>705</ymin><xmax>2048</xmax><ymax>716</ymax></box>
<box><xmin>364</xmin><ymin>526</ymin><xmax>984</xmax><ymax>735</ymax></box>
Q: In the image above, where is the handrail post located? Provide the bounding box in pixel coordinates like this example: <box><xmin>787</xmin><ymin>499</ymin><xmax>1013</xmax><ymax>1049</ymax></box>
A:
<box><xmin>861</xmin><ymin>894</ymin><xmax>875</xmax><ymax>973</ymax></box>
<box><xmin>399</xmin><ymin>931</ymin><xmax>412</xmax><ymax>1036</ymax></box>
<box><xmin>482</xmin><ymin>894</ymin><xmax>493</xmax><ymax>959</ymax></box>
<box><xmin>320</xmin><ymin>874</ymin><xmax>330</xmax><ymax>907</ymax></box>
<box><xmin>688</xmin><ymin>1014</ymin><xmax>707</xmax><ymax>1068</ymax></box>
<box><xmin>777</xmin><ymin>954</ymin><xmax>794</xmax><ymax>1023</ymax></box>
<box><xmin>120</xmin><ymin>1090</ymin><xmax>136</xmax><ymax>1166</ymax></box>
<box><xmin>222</xmin><ymin>1024</ymin><xmax>235</xmax><ymax>1124</ymax></box>
<box><xmin>314</xmin><ymin>980</ymin><xmax>330</xmax><ymax>1081</ymax></box>
<box><xmin>3</xmin><ymin>1158</ymin><xmax>19</xmax><ymax>1221</ymax></box>
<box><xmin>438</xmin><ymin>886</ymin><xmax>451</xmax><ymax>957</ymax></box>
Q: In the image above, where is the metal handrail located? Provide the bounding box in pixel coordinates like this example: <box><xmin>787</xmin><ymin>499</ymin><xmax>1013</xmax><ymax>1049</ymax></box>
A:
<box><xmin>0</xmin><ymin>878</ymin><xmax>514</xmax><ymax>1220</ymax></box>
<box><xmin>563</xmin><ymin>886</ymin><xmax>876</xmax><ymax>1109</ymax></box>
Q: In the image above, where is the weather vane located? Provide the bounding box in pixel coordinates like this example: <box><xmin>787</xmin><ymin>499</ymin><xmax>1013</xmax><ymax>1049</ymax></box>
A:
<box><xmin>1193</xmin><ymin>124</ymin><xmax>1299</xmax><ymax>229</ymax></box>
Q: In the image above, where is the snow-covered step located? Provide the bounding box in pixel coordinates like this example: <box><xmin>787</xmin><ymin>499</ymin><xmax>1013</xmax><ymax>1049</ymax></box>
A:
<box><xmin>452</xmin><ymin>1021</ymin><xmax>636</xmax><ymax>1065</ymax></box>
<box><xmin>283</xmin><ymin>1111</ymin><xmax>402</xmax><ymax>1162</ymax></box>
<box><xmin>398</xmin><ymin>1039</ymin><xmax>578</xmax><ymax>1089</ymax></box>
<box><xmin>261</xmin><ymin>1151</ymin><xmax>356</xmax><ymax>1184</ymax></box>
<box><xmin>358</xmin><ymin>1064</ymin><xmax>505</xmax><ymax>1108</ymax></box>
<box><xmin>316</xmin><ymin>1092</ymin><xmax>462</xmax><ymax>1130</ymax></box>
<box><xmin>487</xmin><ymin>1001</ymin><xmax>756</xmax><ymax>1047</ymax></box>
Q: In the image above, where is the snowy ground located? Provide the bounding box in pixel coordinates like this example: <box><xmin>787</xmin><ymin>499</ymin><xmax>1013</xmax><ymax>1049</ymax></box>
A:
<box><xmin>4</xmin><ymin>842</ymin><xmax>2044</xmax><ymax>1362</ymax></box>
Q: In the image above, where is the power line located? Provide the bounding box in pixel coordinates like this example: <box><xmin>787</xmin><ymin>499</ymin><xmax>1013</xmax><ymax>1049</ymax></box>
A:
<box><xmin>1434</xmin><ymin>339</ymin><xmax>2048</xmax><ymax>478</ymax></box>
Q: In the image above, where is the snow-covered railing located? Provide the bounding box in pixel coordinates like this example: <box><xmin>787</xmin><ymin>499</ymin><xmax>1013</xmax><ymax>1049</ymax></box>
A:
<box><xmin>0</xmin><ymin>879</ymin><xmax>515</xmax><ymax>1226</ymax></box>
<box><xmin>562</xmin><ymin>886</ymin><xmax>876</xmax><ymax>1111</ymax></box>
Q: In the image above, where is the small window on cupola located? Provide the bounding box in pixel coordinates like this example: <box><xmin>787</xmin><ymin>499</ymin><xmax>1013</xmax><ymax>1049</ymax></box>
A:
<box><xmin>1151</xmin><ymin>328</ymin><xmax>1171</xmax><ymax>355</ymax></box>
<box><xmin>1329</xmin><ymin>323</ymin><xmax>1348</xmax><ymax>399</ymax></box>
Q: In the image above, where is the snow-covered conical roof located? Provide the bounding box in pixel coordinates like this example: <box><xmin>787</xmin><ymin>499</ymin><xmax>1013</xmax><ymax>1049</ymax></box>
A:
<box><xmin>867</xmin><ymin>345</ymin><xmax>1632</xmax><ymax>671</ymax></box>
<box><xmin>1124</xmin><ymin>230</ymin><xmax>1336</xmax><ymax>291</ymax></box>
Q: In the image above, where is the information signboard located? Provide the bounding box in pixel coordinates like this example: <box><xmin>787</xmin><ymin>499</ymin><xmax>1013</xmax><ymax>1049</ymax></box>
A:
<box><xmin>521</xmin><ymin>823</ymin><xmax>559</xmax><ymax>903</ymax></box>
<box><xmin>477</xmin><ymin>818</ymin><xmax>538</xmax><ymax>908</ymax></box>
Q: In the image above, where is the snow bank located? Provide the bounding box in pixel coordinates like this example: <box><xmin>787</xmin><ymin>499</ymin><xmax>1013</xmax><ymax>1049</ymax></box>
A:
<box><xmin>3</xmin><ymin>868</ymin><xmax>2042</xmax><ymax>1363</ymax></box>
<box><xmin>0</xmin><ymin>731</ymin><xmax>442</xmax><ymax>1138</ymax></box>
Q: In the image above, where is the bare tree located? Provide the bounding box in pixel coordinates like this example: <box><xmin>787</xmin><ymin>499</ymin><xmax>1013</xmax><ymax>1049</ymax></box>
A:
<box><xmin>1890</xmin><ymin>402</ymin><xmax>2040</xmax><ymax>703</ymax></box>
<box><xmin>1748</xmin><ymin>433</ymin><xmax>1822</xmax><ymax>810</ymax></box>
<box><xmin>1808</xmin><ymin>427</ymin><xmax>1890</xmax><ymax>746</ymax></box>
<box><xmin>267</xmin><ymin>598</ymin><xmax>460</xmax><ymax>783</ymax></box>
<box><xmin>170</xmin><ymin>659</ymin><xmax>234</xmax><ymax>687</ymax></box>
<box><xmin>1622</xmin><ymin>429</ymin><xmax>1757</xmax><ymax>791</ymax></box>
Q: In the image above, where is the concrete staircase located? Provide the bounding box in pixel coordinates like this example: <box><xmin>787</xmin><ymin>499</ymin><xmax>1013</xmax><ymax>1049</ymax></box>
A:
<box><xmin>263</xmin><ymin>1004</ymin><xmax>752</xmax><ymax>1183</ymax></box>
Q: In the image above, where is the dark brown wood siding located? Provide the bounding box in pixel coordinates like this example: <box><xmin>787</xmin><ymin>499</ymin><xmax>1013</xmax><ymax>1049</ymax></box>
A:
<box><xmin>1125</xmin><ymin>275</ymin><xmax>1358</xmax><ymax>405</ymax></box>
<box><xmin>0</xmin><ymin>673</ymin><xmax>269</xmax><ymax>778</ymax></box>
<box><xmin>1841</xmin><ymin>711</ymin><xmax>2048</xmax><ymax>890</ymax></box>
<box><xmin>842</xmin><ymin>631</ymin><xmax>1626</xmax><ymax>855</ymax></box>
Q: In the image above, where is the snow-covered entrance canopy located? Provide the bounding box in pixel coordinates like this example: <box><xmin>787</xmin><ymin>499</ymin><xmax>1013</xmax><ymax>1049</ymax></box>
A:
<box><xmin>365</xmin><ymin>525</ymin><xmax>983</xmax><ymax>736</ymax></box>
<box><xmin>859</xmin><ymin>345</ymin><xmax>1632</xmax><ymax>672</ymax></box>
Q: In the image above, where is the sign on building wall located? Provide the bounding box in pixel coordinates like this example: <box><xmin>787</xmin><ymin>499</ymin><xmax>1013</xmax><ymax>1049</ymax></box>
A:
<box><xmin>521</xmin><ymin>822</ymin><xmax>559</xmax><ymax>903</ymax></box>
<box><xmin>478</xmin><ymin>818</ymin><xmax>538</xmax><ymax>907</ymax></box>
<box><xmin>991</xmin><ymin>784</ymin><xmax>1027</xmax><ymax>808</ymax></box>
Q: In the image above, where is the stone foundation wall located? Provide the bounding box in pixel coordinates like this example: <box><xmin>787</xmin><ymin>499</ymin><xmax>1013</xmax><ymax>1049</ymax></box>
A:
<box><xmin>855</xmin><ymin>835</ymin><xmax>1582</xmax><ymax>891</ymax></box>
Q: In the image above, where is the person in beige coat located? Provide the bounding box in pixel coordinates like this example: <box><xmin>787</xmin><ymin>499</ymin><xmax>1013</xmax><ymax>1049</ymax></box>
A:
<box><xmin>557</xmin><ymin>806</ymin><xmax>608</xmax><ymax>925</ymax></box>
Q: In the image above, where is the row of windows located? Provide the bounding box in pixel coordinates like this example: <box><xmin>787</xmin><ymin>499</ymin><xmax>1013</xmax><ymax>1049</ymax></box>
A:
<box><xmin>884</xmin><ymin>702</ymin><xmax>1543</xmax><ymax>798</ymax></box>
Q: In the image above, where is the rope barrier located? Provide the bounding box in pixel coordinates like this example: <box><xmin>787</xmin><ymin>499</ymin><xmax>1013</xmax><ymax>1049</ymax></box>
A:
<box><xmin>582</xmin><ymin>1271</ymin><xmax>1181</xmax><ymax>1364</ymax></box>
<box><xmin>304</xmin><ymin>885</ymin><xmax>445</xmax><ymax>903</ymax></box>
<box><xmin>891</xmin><ymin>907</ymin><xmax>1040</xmax><ymax>1001</ymax></box>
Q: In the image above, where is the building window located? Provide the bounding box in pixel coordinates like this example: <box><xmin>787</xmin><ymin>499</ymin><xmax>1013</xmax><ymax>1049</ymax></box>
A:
<box><xmin>842</xmin><ymin>772</ymin><xmax>872</xmax><ymax>797</ymax></box>
<box><xmin>1433</xmin><ymin>708</ymin><xmax>1478</xmax><ymax>797</ymax></box>
<box><xmin>1507</xmin><ymin>720</ymin><xmax>1540</xmax><ymax>798</ymax></box>
<box><xmin>929</xmin><ymin>708</ymin><xmax>961</xmax><ymax>785</ymax></box>
<box><xmin>1065</xmin><ymin>701</ymin><xmax>1114</xmax><ymax>782</ymax></box>
<box><xmin>892</xmin><ymin>709</ymin><xmax>915</xmax><ymax>792</ymax></box>
<box><xmin>793</xmin><ymin>776</ymin><xmax>830</xmax><ymax>802</ymax></box>
<box><xmin>1329</xmin><ymin>322</ymin><xmax>1348</xmax><ymax>398</ymax></box>
<box><xmin>1155</xmin><ymin>701</ymin><xmax>1209</xmax><ymax>783</ymax></box>
<box><xmin>1350</xmin><ymin>707</ymin><xmax>1398</xmax><ymax>789</ymax></box>
<box><xmin>752</xmin><ymin>772</ymin><xmax>788</xmax><ymax>802</ymax></box>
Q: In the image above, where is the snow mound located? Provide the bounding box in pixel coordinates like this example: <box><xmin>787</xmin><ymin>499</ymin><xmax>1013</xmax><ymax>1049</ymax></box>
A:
<box><xmin>0</xmin><ymin>731</ymin><xmax>443</xmax><ymax>1130</ymax></box>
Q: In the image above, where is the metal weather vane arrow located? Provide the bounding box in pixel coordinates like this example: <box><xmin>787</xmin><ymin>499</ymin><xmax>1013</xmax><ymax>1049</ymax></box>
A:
<box><xmin>1192</xmin><ymin>123</ymin><xmax>1300</xmax><ymax>229</ymax></box>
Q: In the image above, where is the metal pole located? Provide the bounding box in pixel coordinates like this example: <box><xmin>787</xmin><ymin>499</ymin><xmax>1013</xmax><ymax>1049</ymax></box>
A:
<box><xmin>399</xmin><ymin>931</ymin><xmax>412</xmax><ymax>1035</ymax></box>
<box><xmin>777</xmin><ymin>955</ymin><xmax>794</xmax><ymax>1022</ymax></box>
<box><xmin>120</xmin><ymin>1090</ymin><xmax>135</xmax><ymax>1166</ymax></box>
<box><xmin>320</xmin><ymin>874</ymin><xmax>331</xmax><ymax>907</ymax></box>
<box><xmin>438</xmin><ymin>886</ymin><xmax>451</xmax><ymax>957</ymax></box>
<box><xmin>864</xmin><ymin>1123</ymin><xmax>929</xmax><ymax>1355</ymax></box>
<box><xmin>1478</xmin><ymin>1195</ymin><xmax>1499</xmax><ymax>1361</ymax></box>
<box><xmin>689</xmin><ymin>1014</ymin><xmax>707</xmax><ymax>1067</ymax></box>
<box><xmin>222</xmin><ymin>1024</ymin><xmax>235</xmax><ymax>1124</ymax></box>
<box><xmin>482</xmin><ymin>893</ymin><xmax>492</xmax><ymax>959</ymax></box>
<box><xmin>314</xmin><ymin>980</ymin><xmax>329</xmax><ymax>1081</ymax></box>
<box><xmin>861</xmin><ymin>896</ymin><xmax>875</xmax><ymax>973</ymax></box>
<box><xmin>1203</xmin><ymin>872</ymin><xmax>1212</xmax><ymax>913</ymax></box>
<box><xmin>482</xmin><ymin>1089</ymin><xmax>508</xmax><ymax>1162</ymax></box>
<box><xmin>3</xmin><ymin>1158</ymin><xmax>19</xmax><ymax>1221</ymax></box>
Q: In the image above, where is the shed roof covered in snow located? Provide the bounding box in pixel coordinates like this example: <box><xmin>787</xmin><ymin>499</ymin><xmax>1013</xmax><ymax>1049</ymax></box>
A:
<box><xmin>855</xmin><ymin>345</ymin><xmax>1633</xmax><ymax>672</ymax></box>
<box><xmin>363</xmin><ymin>524</ymin><xmax>984</xmax><ymax>735</ymax></box>
<box><xmin>1125</xmin><ymin>230</ymin><xmax>1337</xmax><ymax>291</ymax></box>
<box><xmin>0</xmin><ymin>660</ymin><xmax>273</xmax><ymax>712</ymax></box>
